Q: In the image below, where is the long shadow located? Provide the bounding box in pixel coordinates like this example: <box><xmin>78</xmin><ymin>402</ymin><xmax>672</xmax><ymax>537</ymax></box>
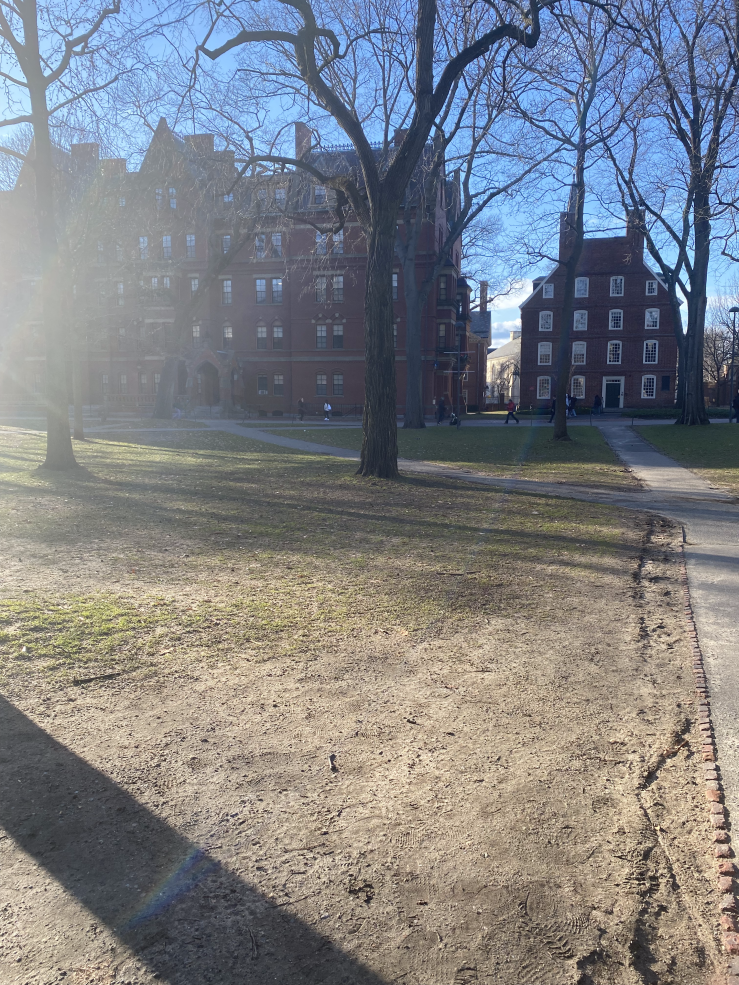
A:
<box><xmin>0</xmin><ymin>696</ymin><xmax>387</xmax><ymax>984</ymax></box>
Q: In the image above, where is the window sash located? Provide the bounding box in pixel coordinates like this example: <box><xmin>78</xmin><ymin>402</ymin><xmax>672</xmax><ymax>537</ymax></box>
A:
<box><xmin>333</xmin><ymin>275</ymin><xmax>344</xmax><ymax>302</ymax></box>
<box><xmin>642</xmin><ymin>375</ymin><xmax>656</xmax><ymax>398</ymax></box>
<box><xmin>538</xmin><ymin>342</ymin><xmax>552</xmax><ymax>365</ymax></box>
<box><xmin>272</xmin><ymin>278</ymin><xmax>283</xmax><ymax>303</ymax></box>
<box><xmin>256</xmin><ymin>279</ymin><xmax>266</xmax><ymax>303</ymax></box>
<box><xmin>644</xmin><ymin>340</ymin><xmax>658</xmax><ymax>364</ymax></box>
<box><xmin>257</xmin><ymin>375</ymin><xmax>268</xmax><ymax>394</ymax></box>
<box><xmin>574</xmin><ymin>278</ymin><xmax>589</xmax><ymax>298</ymax></box>
<box><xmin>607</xmin><ymin>341</ymin><xmax>622</xmax><ymax>364</ymax></box>
<box><xmin>610</xmin><ymin>276</ymin><xmax>624</xmax><ymax>296</ymax></box>
<box><xmin>537</xmin><ymin>376</ymin><xmax>551</xmax><ymax>399</ymax></box>
<box><xmin>542</xmin><ymin>283</ymin><xmax>554</xmax><ymax>298</ymax></box>
<box><xmin>316</xmin><ymin>325</ymin><xmax>327</xmax><ymax>349</ymax></box>
<box><xmin>333</xmin><ymin>325</ymin><xmax>344</xmax><ymax>349</ymax></box>
<box><xmin>572</xmin><ymin>342</ymin><xmax>586</xmax><ymax>365</ymax></box>
<box><xmin>645</xmin><ymin>308</ymin><xmax>659</xmax><ymax>329</ymax></box>
<box><xmin>609</xmin><ymin>309</ymin><xmax>623</xmax><ymax>331</ymax></box>
<box><xmin>539</xmin><ymin>311</ymin><xmax>553</xmax><ymax>331</ymax></box>
<box><xmin>332</xmin><ymin>373</ymin><xmax>344</xmax><ymax>396</ymax></box>
<box><xmin>573</xmin><ymin>310</ymin><xmax>587</xmax><ymax>331</ymax></box>
<box><xmin>571</xmin><ymin>376</ymin><xmax>585</xmax><ymax>399</ymax></box>
<box><xmin>316</xmin><ymin>373</ymin><xmax>327</xmax><ymax>395</ymax></box>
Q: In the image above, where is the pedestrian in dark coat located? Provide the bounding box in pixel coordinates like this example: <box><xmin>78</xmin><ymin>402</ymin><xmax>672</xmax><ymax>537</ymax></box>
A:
<box><xmin>548</xmin><ymin>398</ymin><xmax>556</xmax><ymax>423</ymax></box>
<box><xmin>437</xmin><ymin>397</ymin><xmax>446</xmax><ymax>424</ymax></box>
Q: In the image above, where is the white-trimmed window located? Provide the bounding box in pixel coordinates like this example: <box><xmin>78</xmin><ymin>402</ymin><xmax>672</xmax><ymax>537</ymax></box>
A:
<box><xmin>257</xmin><ymin>375</ymin><xmax>268</xmax><ymax>395</ymax></box>
<box><xmin>571</xmin><ymin>376</ymin><xmax>585</xmax><ymax>399</ymax></box>
<box><xmin>314</xmin><ymin>184</ymin><xmax>327</xmax><ymax>206</ymax></box>
<box><xmin>316</xmin><ymin>373</ymin><xmax>327</xmax><ymax>395</ymax></box>
<box><xmin>644</xmin><ymin>340</ymin><xmax>658</xmax><ymax>364</ymax></box>
<box><xmin>255</xmin><ymin>234</ymin><xmax>266</xmax><ymax>258</ymax></box>
<box><xmin>162</xmin><ymin>235</ymin><xmax>171</xmax><ymax>259</ymax></box>
<box><xmin>272</xmin><ymin>233</ymin><xmax>282</xmax><ymax>257</ymax></box>
<box><xmin>223</xmin><ymin>324</ymin><xmax>233</xmax><ymax>345</ymax></box>
<box><xmin>607</xmin><ymin>340</ymin><xmax>622</xmax><ymax>364</ymax></box>
<box><xmin>646</xmin><ymin>279</ymin><xmax>658</xmax><ymax>296</ymax></box>
<box><xmin>572</xmin><ymin>340</ymin><xmax>586</xmax><ymax>365</ymax></box>
<box><xmin>610</xmin><ymin>276</ymin><xmax>624</xmax><ymax>296</ymax></box>
<box><xmin>222</xmin><ymin>279</ymin><xmax>232</xmax><ymax>305</ymax></box>
<box><xmin>333</xmin><ymin>372</ymin><xmax>344</xmax><ymax>396</ymax></box>
<box><xmin>609</xmin><ymin>309</ymin><xmax>623</xmax><ymax>331</ymax></box>
<box><xmin>315</xmin><ymin>231</ymin><xmax>327</xmax><ymax>255</ymax></box>
<box><xmin>273</xmin><ymin>324</ymin><xmax>283</xmax><ymax>349</ymax></box>
<box><xmin>333</xmin><ymin>324</ymin><xmax>344</xmax><ymax>349</ymax></box>
<box><xmin>645</xmin><ymin>308</ymin><xmax>659</xmax><ymax>330</ymax></box>
<box><xmin>575</xmin><ymin>277</ymin><xmax>589</xmax><ymax>298</ymax></box>
<box><xmin>316</xmin><ymin>324</ymin><xmax>327</xmax><ymax>349</ymax></box>
<box><xmin>272</xmin><ymin>278</ymin><xmax>283</xmax><ymax>303</ymax></box>
<box><xmin>642</xmin><ymin>375</ymin><xmax>656</xmax><ymax>398</ymax></box>
<box><xmin>186</xmin><ymin>234</ymin><xmax>195</xmax><ymax>259</ymax></box>
<box><xmin>192</xmin><ymin>324</ymin><xmax>200</xmax><ymax>339</ymax></box>
<box><xmin>273</xmin><ymin>374</ymin><xmax>284</xmax><ymax>396</ymax></box>
<box><xmin>333</xmin><ymin>275</ymin><xmax>344</xmax><ymax>302</ymax></box>
<box><xmin>538</xmin><ymin>341</ymin><xmax>552</xmax><ymax>365</ymax></box>
<box><xmin>256</xmin><ymin>279</ymin><xmax>266</xmax><ymax>304</ymax></box>
<box><xmin>537</xmin><ymin>376</ymin><xmax>551</xmax><ymax>399</ymax></box>
<box><xmin>539</xmin><ymin>310</ymin><xmax>553</xmax><ymax>332</ymax></box>
<box><xmin>542</xmin><ymin>282</ymin><xmax>554</xmax><ymax>299</ymax></box>
<box><xmin>139</xmin><ymin>236</ymin><xmax>148</xmax><ymax>260</ymax></box>
<box><xmin>574</xmin><ymin>310</ymin><xmax>588</xmax><ymax>331</ymax></box>
<box><xmin>256</xmin><ymin>325</ymin><xmax>267</xmax><ymax>349</ymax></box>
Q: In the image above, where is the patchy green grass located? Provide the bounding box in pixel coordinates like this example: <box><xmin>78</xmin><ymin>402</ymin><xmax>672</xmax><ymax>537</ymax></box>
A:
<box><xmin>276</xmin><ymin>424</ymin><xmax>635</xmax><ymax>491</ymax></box>
<box><xmin>636</xmin><ymin>424</ymin><xmax>739</xmax><ymax>495</ymax></box>
<box><xmin>0</xmin><ymin>427</ymin><xmax>635</xmax><ymax>686</ymax></box>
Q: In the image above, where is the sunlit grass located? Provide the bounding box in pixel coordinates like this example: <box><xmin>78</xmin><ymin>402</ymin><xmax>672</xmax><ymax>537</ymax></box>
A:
<box><xmin>636</xmin><ymin>424</ymin><xmax>739</xmax><ymax>495</ymax></box>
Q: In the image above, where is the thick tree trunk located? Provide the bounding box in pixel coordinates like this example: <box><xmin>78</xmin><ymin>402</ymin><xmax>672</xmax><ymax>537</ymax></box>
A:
<box><xmin>402</xmin><ymin>259</ymin><xmax>425</xmax><ymax>429</ymax></box>
<box><xmin>359</xmin><ymin>214</ymin><xmax>399</xmax><ymax>477</ymax></box>
<box><xmin>677</xmin><ymin>204</ymin><xmax>710</xmax><ymax>425</ymax></box>
<box><xmin>553</xmin><ymin>203</ymin><xmax>585</xmax><ymax>441</ymax></box>
<box><xmin>29</xmin><ymin>87</ymin><xmax>77</xmax><ymax>470</ymax></box>
<box><xmin>72</xmin><ymin>353</ymin><xmax>85</xmax><ymax>440</ymax></box>
<box><xmin>153</xmin><ymin>355</ymin><xmax>178</xmax><ymax>419</ymax></box>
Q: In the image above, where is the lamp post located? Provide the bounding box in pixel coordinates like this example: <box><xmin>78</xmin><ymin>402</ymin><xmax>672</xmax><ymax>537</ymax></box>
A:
<box><xmin>729</xmin><ymin>306</ymin><xmax>739</xmax><ymax>420</ymax></box>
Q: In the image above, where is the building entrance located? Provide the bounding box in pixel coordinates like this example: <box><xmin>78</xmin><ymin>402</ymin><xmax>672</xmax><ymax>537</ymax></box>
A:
<box><xmin>196</xmin><ymin>362</ymin><xmax>220</xmax><ymax>406</ymax></box>
<box><xmin>604</xmin><ymin>378</ymin><xmax>623</xmax><ymax>409</ymax></box>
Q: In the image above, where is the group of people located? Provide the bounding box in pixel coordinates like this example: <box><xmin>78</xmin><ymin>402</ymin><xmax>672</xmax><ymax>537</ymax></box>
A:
<box><xmin>296</xmin><ymin>398</ymin><xmax>332</xmax><ymax>421</ymax></box>
<box><xmin>547</xmin><ymin>393</ymin><xmax>581</xmax><ymax>422</ymax></box>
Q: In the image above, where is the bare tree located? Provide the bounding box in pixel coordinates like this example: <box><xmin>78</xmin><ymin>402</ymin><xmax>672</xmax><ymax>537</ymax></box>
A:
<box><xmin>196</xmin><ymin>0</ymin><xmax>546</xmax><ymax>477</ymax></box>
<box><xmin>0</xmin><ymin>0</ymin><xmax>127</xmax><ymax>469</ymax></box>
<box><xmin>604</xmin><ymin>0</ymin><xmax>739</xmax><ymax>425</ymax></box>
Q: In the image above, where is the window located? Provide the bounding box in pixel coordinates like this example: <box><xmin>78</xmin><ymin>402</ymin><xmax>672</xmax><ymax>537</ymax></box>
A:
<box><xmin>151</xmin><ymin>276</ymin><xmax>158</xmax><ymax>289</ymax></box>
<box><xmin>275</xmin><ymin>187</ymin><xmax>286</xmax><ymax>207</ymax></box>
<box><xmin>438</xmin><ymin>276</ymin><xmax>447</xmax><ymax>302</ymax></box>
<box><xmin>642</xmin><ymin>375</ymin><xmax>656</xmax><ymax>399</ymax></box>
<box><xmin>223</xmin><ymin>192</ymin><xmax>233</xmax><ymax>203</ymax></box>
<box><xmin>256</xmin><ymin>279</ymin><xmax>266</xmax><ymax>303</ymax></box>
<box><xmin>139</xmin><ymin>236</ymin><xmax>148</xmax><ymax>260</ymax></box>
<box><xmin>333</xmin><ymin>372</ymin><xmax>344</xmax><ymax>396</ymax></box>
<box><xmin>102</xmin><ymin>374</ymin><xmax>109</xmax><ymax>394</ymax></box>
<box><xmin>223</xmin><ymin>324</ymin><xmax>233</xmax><ymax>345</ymax></box>
<box><xmin>538</xmin><ymin>341</ymin><xmax>552</xmax><ymax>365</ymax></box>
<box><xmin>316</xmin><ymin>373</ymin><xmax>327</xmax><ymax>395</ymax></box>
<box><xmin>607</xmin><ymin>340</ymin><xmax>622</xmax><ymax>364</ymax></box>
<box><xmin>574</xmin><ymin>310</ymin><xmax>588</xmax><ymax>331</ymax></box>
<box><xmin>661</xmin><ymin>375</ymin><xmax>671</xmax><ymax>392</ymax></box>
<box><xmin>539</xmin><ymin>310</ymin><xmax>553</xmax><ymax>332</ymax></box>
<box><xmin>155</xmin><ymin>188</ymin><xmax>163</xmax><ymax>208</ymax></box>
<box><xmin>222</xmin><ymin>280</ymin><xmax>232</xmax><ymax>305</ymax></box>
<box><xmin>645</xmin><ymin>308</ymin><xmax>660</xmax><ymax>330</ymax></box>
<box><xmin>116</xmin><ymin>282</ymin><xmax>124</xmax><ymax>306</ymax></box>
<box><xmin>272</xmin><ymin>233</ymin><xmax>282</xmax><ymax>257</ymax></box>
<box><xmin>609</xmin><ymin>309</ymin><xmax>623</xmax><ymax>331</ymax></box>
<box><xmin>575</xmin><ymin>277</ymin><xmax>589</xmax><ymax>298</ymax></box>
<box><xmin>139</xmin><ymin>373</ymin><xmax>148</xmax><ymax>390</ymax></box>
<box><xmin>537</xmin><ymin>376</ymin><xmax>551</xmax><ymax>399</ymax></box>
<box><xmin>222</xmin><ymin>235</ymin><xmax>231</xmax><ymax>254</ymax></box>
<box><xmin>315</xmin><ymin>276</ymin><xmax>327</xmax><ymax>302</ymax></box>
<box><xmin>120</xmin><ymin>374</ymin><xmax>127</xmax><ymax>395</ymax></box>
<box><xmin>572</xmin><ymin>340</ymin><xmax>586</xmax><ymax>365</ymax></box>
<box><xmin>393</xmin><ymin>273</ymin><xmax>398</xmax><ymax>300</ymax></box>
<box><xmin>257</xmin><ymin>325</ymin><xmax>267</xmax><ymax>349</ymax></box>
<box><xmin>186</xmin><ymin>234</ymin><xmax>195</xmax><ymax>259</ymax></box>
<box><xmin>332</xmin><ymin>229</ymin><xmax>343</xmax><ymax>254</ymax></box>
<box><xmin>255</xmin><ymin>234</ymin><xmax>266</xmax><ymax>258</ymax></box>
<box><xmin>97</xmin><ymin>240</ymin><xmax>104</xmax><ymax>263</ymax></box>
<box><xmin>438</xmin><ymin>323</ymin><xmax>446</xmax><ymax>348</ymax></box>
<box><xmin>646</xmin><ymin>279</ymin><xmax>658</xmax><ymax>296</ymax></box>
<box><xmin>333</xmin><ymin>275</ymin><xmax>344</xmax><ymax>302</ymax></box>
<box><xmin>115</xmin><ymin>242</ymin><xmax>123</xmax><ymax>262</ymax></box>
<box><xmin>119</xmin><ymin>325</ymin><xmax>126</xmax><ymax>337</ymax></box>
<box><xmin>273</xmin><ymin>324</ymin><xmax>283</xmax><ymax>349</ymax></box>
<box><xmin>257</xmin><ymin>375</ymin><xmax>268</xmax><ymax>395</ymax></box>
<box><xmin>257</xmin><ymin>187</ymin><xmax>267</xmax><ymax>207</ymax></box>
<box><xmin>644</xmin><ymin>340</ymin><xmax>658</xmax><ymax>363</ymax></box>
<box><xmin>272</xmin><ymin>278</ymin><xmax>283</xmax><ymax>304</ymax></box>
<box><xmin>154</xmin><ymin>373</ymin><xmax>160</xmax><ymax>392</ymax></box>
<box><xmin>163</xmin><ymin>276</ymin><xmax>170</xmax><ymax>289</ymax></box>
<box><xmin>190</xmin><ymin>277</ymin><xmax>199</xmax><ymax>296</ymax></box>
<box><xmin>393</xmin><ymin>324</ymin><xmax>398</xmax><ymax>348</ymax></box>
<box><xmin>273</xmin><ymin>374</ymin><xmax>284</xmax><ymax>396</ymax></box>
<box><xmin>315</xmin><ymin>232</ymin><xmax>327</xmax><ymax>255</ymax></box>
<box><xmin>168</xmin><ymin>187</ymin><xmax>176</xmax><ymax>209</ymax></box>
<box><xmin>162</xmin><ymin>235</ymin><xmax>171</xmax><ymax>259</ymax></box>
<box><xmin>542</xmin><ymin>282</ymin><xmax>554</xmax><ymax>299</ymax></box>
<box><xmin>192</xmin><ymin>324</ymin><xmax>200</xmax><ymax>339</ymax></box>
<box><xmin>314</xmin><ymin>184</ymin><xmax>326</xmax><ymax>205</ymax></box>
<box><xmin>316</xmin><ymin>324</ymin><xmax>327</xmax><ymax>349</ymax></box>
<box><xmin>119</xmin><ymin>196</ymin><xmax>126</xmax><ymax>208</ymax></box>
<box><xmin>333</xmin><ymin>324</ymin><xmax>343</xmax><ymax>349</ymax></box>
<box><xmin>610</xmin><ymin>276</ymin><xmax>624</xmax><ymax>296</ymax></box>
<box><xmin>571</xmin><ymin>376</ymin><xmax>585</xmax><ymax>399</ymax></box>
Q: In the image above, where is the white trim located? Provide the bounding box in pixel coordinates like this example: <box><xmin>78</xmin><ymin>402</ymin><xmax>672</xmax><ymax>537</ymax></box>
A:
<box><xmin>641</xmin><ymin>374</ymin><xmax>657</xmax><ymax>399</ymax></box>
<box><xmin>575</xmin><ymin>277</ymin><xmax>589</xmax><ymax>298</ymax></box>
<box><xmin>573</xmin><ymin>310</ymin><xmax>588</xmax><ymax>331</ymax></box>
<box><xmin>539</xmin><ymin>310</ymin><xmax>553</xmax><ymax>332</ymax></box>
<box><xmin>610</xmin><ymin>276</ymin><xmax>625</xmax><ymax>297</ymax></box>
<box><xmin>537</xmin><ymin>341</ymin><xmax>552</xmax><ymax>365</ymax></box>
<box><xmin>537</xmin><ymin>376</ymin><xmax>551</xmax><ymax>399</ymax></box>
<box><xmin>609</xmin><ymin>309</ymin><xmax>623</xmax><ymax>331</ymax></box>
<box><xmin>643</xmin><ymin>339</ymin><xmax>658</xmax><ymax>364</ymax></box>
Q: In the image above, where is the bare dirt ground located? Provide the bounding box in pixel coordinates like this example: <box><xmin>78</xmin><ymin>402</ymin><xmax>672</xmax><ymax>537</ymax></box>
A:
<box><xmin>0</xmin><ymin>428</ymin><xmax>724</xmax><ymax>984</ymax></box>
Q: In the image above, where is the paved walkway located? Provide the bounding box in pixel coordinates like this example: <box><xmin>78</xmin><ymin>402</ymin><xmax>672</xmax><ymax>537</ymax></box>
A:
<box><xmin>204</xmin><ymin>418</ymin><xmax>739</xmax><ymax>830</ymax></box>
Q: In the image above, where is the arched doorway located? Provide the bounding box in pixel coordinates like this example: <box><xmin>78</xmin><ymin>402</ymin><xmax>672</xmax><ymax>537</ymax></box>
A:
<box><xmin>196</xmin><ymin>362</ymin><xmax>220</xmax><ymax>406</ymax></box>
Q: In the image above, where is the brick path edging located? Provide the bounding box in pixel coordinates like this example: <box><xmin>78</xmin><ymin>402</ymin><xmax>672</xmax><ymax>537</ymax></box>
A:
<box><xmin>680</xmin><ymin>545</ymin><xmax>739</xmax><ymax>981</ymax></box>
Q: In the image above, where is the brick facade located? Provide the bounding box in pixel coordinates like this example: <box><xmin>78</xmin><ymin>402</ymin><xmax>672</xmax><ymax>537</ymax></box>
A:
<box><xmin>519</xmin><ymin>209</ymin><xmax>678</xmax><ymax>410</ymax></box>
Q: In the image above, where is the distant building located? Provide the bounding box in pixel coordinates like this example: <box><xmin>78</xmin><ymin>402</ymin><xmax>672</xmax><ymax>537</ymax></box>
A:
<box><xmin>486</xmin><ymin>331</ymin><xmax>521</xmax><ymax>407</ymax></box>
<box><xmin>519</xmin><ymin>202</ymin><xmax>678</xmax><ymax>409</ymax></box>
<box><xmin>0</xmin><ymin>120</ymin><xmax>487</xmax><ymax>418</ymax></box>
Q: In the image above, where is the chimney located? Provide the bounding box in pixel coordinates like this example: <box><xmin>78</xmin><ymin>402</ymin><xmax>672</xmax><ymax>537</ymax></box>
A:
<box><xmin>626</xmin><ymin>208</ymin><xmax>645</xmax><ymax>258</ymax></box>
<box><xmin>295</xmin><ymin>122</ymin><xmax>312</xmax><ymax>159</ymax></box>
<box><xmin>71</xmin><ymin>142</ymin><xmax>99</xmax><ymax>173</ymax></box>
<box><xmin>559</xmin><ymin>182</ymin><xmax>579</xmax><ymax>261</ymax></box>
<box><xmin>480</xmin><ymin>281</ymin><xmax>488</xmax><ymax>313</ymax></box>
<box><xmin>394</xmin><ymin>128</ymin><xmax>409</xmax><ymax>148</ymax></box>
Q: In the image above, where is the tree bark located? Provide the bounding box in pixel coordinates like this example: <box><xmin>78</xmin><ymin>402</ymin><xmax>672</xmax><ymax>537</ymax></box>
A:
<box><xmin>359</xmin><ymin>213</ymin><xmax>399</xmax><ymax>477</ymax></box>
<box><xmin>552</xmin><ymin>187</ymin><xmax>585</xmax><ymax>441</ymax></box>
<box><xmin>28</xmin><ymin>83</ymin><xmax>77</xmax><ymax>470</ymax></box>
<box><xmin>72</xmin><ymin>351</ymin><xmax>85</xmax><ymax>440</ymax></box>
<box><xmin>402</xmin><ymin>255</ymin><xmax>426</xmax><ymax>428</ymax></box>
<box><xmin>677</xmin><ymin>194</ymin><xmax>711</xmax><ymax>425</ymax></box>
<box><xmin>153</xmin><ymin>355</ymin><xmax>178</xmax><ymax>419</ymax></box>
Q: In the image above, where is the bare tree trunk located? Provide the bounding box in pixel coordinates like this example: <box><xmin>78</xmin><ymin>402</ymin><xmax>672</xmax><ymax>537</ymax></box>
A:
<box><xmin>29</xmin><ymin>84</ymin><xmax>77</xmax><ymax>470</ymax></box>
<box><xmin>677</xmin><ymin>200</ymin><xmax>710</xmax><ymax>425</ymax></box>
<box><xmin>153</xmin><ymin>355</ymin><xmax>178</xmax><ymax>419</ymax></box>
<box><xmin>72</xmin><ymin>352</ymin><xmax>85</xmax><ymax>440</ymax></box>
<box><xmin>359</xmin><ymin>216</ymin><xmax>399</xmax><ymax>477</ymax></box>
<box><xmin>553</xmin><ymin>186</ymin><xmax>585</xmax><ymax>441</ymax></box>
<box><xmin>402</xmin><ymin>256</ymin><xmax>425</xmax><ymax>429</ymax></box>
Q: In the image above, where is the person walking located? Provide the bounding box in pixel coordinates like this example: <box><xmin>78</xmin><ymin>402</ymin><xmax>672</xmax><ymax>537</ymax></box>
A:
<box><xmin>569</xmin><ymin>393</ymin><xmax>578</xmax><ymax>417</ymax></box>
<box><xmin>436</xmin><ymin>396</ymin><xmax>446</xmax><ymax>425</ymax></box>
<box><xmin>505</xmin><ymin>398</ymin><xmax>519</xmax><ymax>424</ymax></box>
<box><xmin>323</xmin><ymin>401</ymin><xmax>332</xmax><ymax>421</ymax></box>
<box><xmin>732</xmin><ymin>391</ymin><xmax>739</xmax><ymax>423</ymax></box>
<box><xmin>592</xmin><ymin>393</ymin><xmax>602</xmax><ymax>415</ymax></box>
<box><xmin>565</xmin><ymin>393</ymin><xmax>571</xmax><ymax>417</ymax></box>
<box><xmin>548</xmin><ymin>397</ymin><xmax>556</xmax><ymax>423</ymax></box>
<box><xmin>297</xmin><ymin>397</ymin><xmax>305</xmax><ymax>422</ymax></box>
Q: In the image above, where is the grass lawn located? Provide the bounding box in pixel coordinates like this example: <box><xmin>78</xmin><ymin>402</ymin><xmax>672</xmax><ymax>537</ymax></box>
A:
<box><xmin>636</xmin><ymin>423</ymin><xmax>739</xmax><ymax>495</ymax></box>
<box><xmin>276</xmin><ymin>423</ymin><xmax>637</xmax><ymax>491</ymax></box>
<box><xmin>0</xmin><ymin>427</ymin><xmax>719</xmax><ymax>983</ymax></box>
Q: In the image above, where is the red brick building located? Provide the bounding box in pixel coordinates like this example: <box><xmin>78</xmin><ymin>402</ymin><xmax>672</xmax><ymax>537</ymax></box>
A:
<box><xmin>519</xmin><ymin>205</ymin><xmax>678</xmax><ymax>410</ymax></box>
<box><xmin>0</xmin><ymin>121</ymin><xmax>487</xmax><ymax>418</ymax></box>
